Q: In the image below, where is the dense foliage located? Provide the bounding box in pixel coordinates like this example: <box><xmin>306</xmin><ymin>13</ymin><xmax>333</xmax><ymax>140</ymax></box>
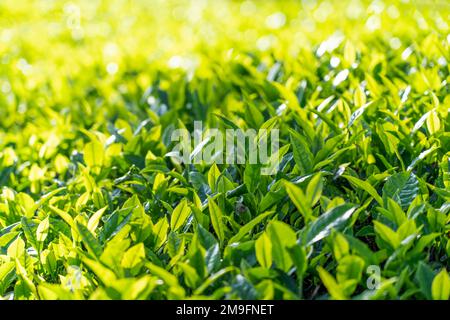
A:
<box><xmin>0</xmin><ymin>0</ymin><xmax>449</xmax><ymax>300</ymax></box>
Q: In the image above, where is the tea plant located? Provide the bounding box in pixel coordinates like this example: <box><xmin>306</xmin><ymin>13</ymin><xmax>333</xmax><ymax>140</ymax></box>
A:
<box><xmin>0</xmin><ymin>0</ymin><xmax>449</xmax><ymax>300</ymax></box>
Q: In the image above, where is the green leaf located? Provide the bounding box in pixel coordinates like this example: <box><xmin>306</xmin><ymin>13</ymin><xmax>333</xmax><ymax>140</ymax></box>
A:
<box><xmin>374</xmin><ymin>220</ymin><xmax>400</xmax><ymax>249</ymax></box>
<box><xmin>426</xmin><ymin>110</ymin><xmax>441</xmax><ymax>134</ymax></box>
<box><xmin>76</xmin><ymin>222</ymin><xmax>103</xmax><ymax>258</ymax></box>
<box><xmin>21</xmin><ymin>217</ymin><xmax>37</xmax><ymax>250</ymax></box>
<box><xmin>415</xmin><ymin>261</ymin><xmax>435</xmax><ymax>300</ymax></box>
<box><xmin>285</xmin><ymin>181</ymin><xmax>313</xmax><ymax>222</ymax></box>
<box><xmin>83</xmin><ymin>140</ymin><xmax>105</xmax><ymax>171</ymax></box>
<box><xmin>255</xmin><ymin>232</ymin><xmax>272</xmax><ymax>269</ymax></box>
<box><xmin>343</xmin><ymin>41</ymin><xmax>356</xmax><ymax>66</ymax></box>
<box><xmin>342</xmin><ymin>175</ymin><xmax>383</xmax><ymax>205</ymax></box>
<box><xmin>431</xmin><ymin>269</ymin><xmax>450</xmax><ymax>300</ymax></box>
<box><xmin>290</xmin><ymin>130</ymin><xmax>313</xmax><ymax>175</ymax></box>
<box><xmin>387</xmin><ymin>198</ymin><xmax>406</xmax><ymax>227</ymax></box>
<box><xmin>348</xmin><ymin>101</ymin><xmax>374</xmax><ymax>127</ymax></box>
<box><xmin>231</xmin><ymin>274</ymin><xmax>258</xmax><ymax>299</ymax></box>
<box><xmin>207</xmin><ymin>164</ymin><xmax>221</xmax><ymax>193</ymax></box>
<box><xmin>267</xmin><ymin>221</ymin><xmax>296</xmax><ymax>272</ymax></box>
<box><xmin>287</xmin><ymin>245</ymin><xmax>307</xmax><ymax>276</ymax></box>
<box><xmin>213</xmin><ymin>113</ymin><xmax>240</xmax><ymax>130</ymax></box>
<box><xmin>0</xmin><ymin>262</ymin><xmax>15</xmax><ymax>295</ymax></box>
<box><xmin>208</xmin><ymin>197</ymin><xmax>225</xmax><ymax>243</ymax></box>
<box><xmin>15</xmin><ymin>258</ymin><xmax>37</xmax><ymax>297</ymax></box>
<box><xmin>343</xmin><ymin>234</ymin><xmax>377</xmax><ymax>265</ymax></box>
<box><xmin>259</xmin><ymin>180</ymin><xmax>287</xmax><ymax>212</ymax></box>
<box><xmin>306</xmin><ymin>173</ymin><xmax>323</xmax><ymax>207</ymax></box>
<box><xmin>205</xmin><ymin>243</ymin><xmax>221</xmax><ymax>274</ymax></box>
<box><xmin>244</xmin><ymin>164</ymin><xmax>261</xmax><ymax>193</ymax></box>
<box><xmin>170</xmin><ymin>199</ymin><xmax>191</xmax><ymax>232</ymax></box>
<box><xmin>227</xmin><ymin>211</ymin><xmax>272</xmax><ymax>245</ymax></box>
<box><xmin>336</xmin><ymin>255</ymin><xmax>364</xmax><ymax>284</ymax></box>
<box><xmin>87</xmin><ymin>206</ymin><xmax>107</xmax><ymax>234</ymax></box>
<box><xmin>353</xmin><ymin>86</ymin><xmax>366</xmax><ymax>107</ymax></box>
<box><xmin>317</xmin><ymin>267</ymin><xmax>347</xmax><ymax>300</ymax></box>
<box><xmin>16</xmin><ymin>193</ymin><xmax>35</xmax><ymax>218</ymax></box>
<box><xmin>332</xmin><ymin>233</ymin><xmax>350</xmax><ymax>260</ymax></box>
<box><xmin>145</xmin><ymin>262</ymin><xmax>182</xmax><ymax>291</ymax></box>
<box><xmin>152</xmin><ymin>217</ymin><xmax>169</xmax><ymax>249</ymax></box>
<box><xmin>121</xmin><ymin>243</ymin><xmax>146</xmax><ymax>272</ymax></box>
<box><xmin>179</xmin><ymin>262</ymin><xmax>200</xmax><ymax>289</ymax></box>
<box><xmin>49</xmin><ymin>205</ymin><xmax>74</xmax><ymax>229</ymax></box>
<box><xmin>382</xmin><ymin>172</ymin><xmax>419</xmax><ymax>209</ymax></box>
<box><xmin>407</xmin><ymin>146</ymin><xmax>438</xmax><ymax>171</ymax></box>
<box><xmin>36</xmin><ymin>217</ymin><xmax>50</xmax><ymax>243</ymax></box>
<box><xmin>7</xmin><ymin>237</ymin><xmax>25</xmax><ymax>258</ymax></box>
<box><xmin>305</xmin><ymin>203</ymin><xmax>357</xmax><ymax>246</ymax></box>
<box><xmin>82</xmin><ymin>257</ymin><xmax>117</xmax><ymax>285</ymax></box>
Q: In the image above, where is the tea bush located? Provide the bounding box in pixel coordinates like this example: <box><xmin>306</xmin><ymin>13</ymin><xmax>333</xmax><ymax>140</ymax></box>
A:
<box><xmin>0</xmin><ymin>0</ymin><xmax>449</xmax><ymax>300</ymax></box>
